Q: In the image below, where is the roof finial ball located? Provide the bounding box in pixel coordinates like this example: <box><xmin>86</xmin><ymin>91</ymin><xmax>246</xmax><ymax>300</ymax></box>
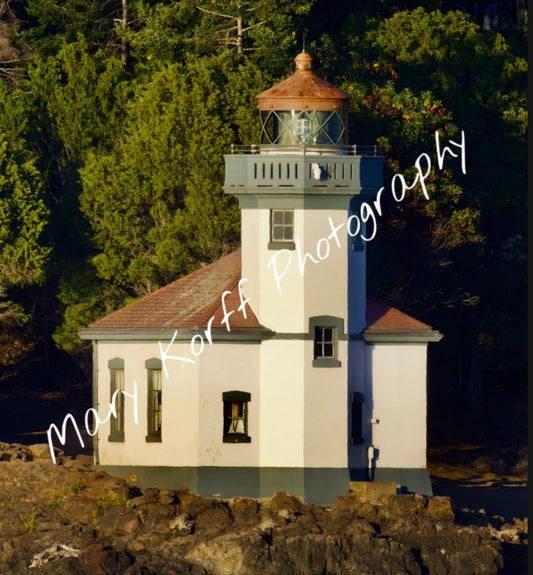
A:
<box><xmin>295</xmin><ymin>50</ymin><xmax>313</xmax><ymax>71</ymax></box>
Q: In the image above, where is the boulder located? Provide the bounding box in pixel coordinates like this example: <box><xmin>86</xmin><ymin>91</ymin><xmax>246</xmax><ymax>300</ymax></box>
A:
<box><xmin>29</xmin><ymin>444</ymin><xmax>56</xmax><ymax>460</ymax></box>
<box><xmin>426</xmin><ymin>496</ymin><xmax>455</xmax><ymax>522</ymax></box>
<box><xmin>82</xmin><ymin>544</ymin><xmax>133</xmax><ymax>575</ymax></box>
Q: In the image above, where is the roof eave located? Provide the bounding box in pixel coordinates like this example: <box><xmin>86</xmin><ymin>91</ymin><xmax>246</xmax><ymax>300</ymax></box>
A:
<box><xmin>79</xmin><ymin>326</ymin><xmax>275</xmax><ymax>342</ymax></box>
<box><xmin>257</xmin><ymin>99</ymin><xmax>349</xmax><ymax>112</ymax></box>
<box><xmin>362</xmin><ymin>329</ymin><xmax>443</xmax><ymax>343</ymax></box>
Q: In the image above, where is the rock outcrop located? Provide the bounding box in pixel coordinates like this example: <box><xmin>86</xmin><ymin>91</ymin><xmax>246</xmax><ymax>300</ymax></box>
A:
<box><xmin>0</xmin><ymin>442</ymin><xmax>526</xmax><ymax>574</ymax></box>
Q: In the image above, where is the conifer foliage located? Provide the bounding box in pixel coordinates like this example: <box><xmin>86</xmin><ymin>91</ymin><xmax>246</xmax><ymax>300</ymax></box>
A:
<box><xmin>0</xmin><ymin>1</ymin><xmax>526</xmax><ymax>402</ymax></box>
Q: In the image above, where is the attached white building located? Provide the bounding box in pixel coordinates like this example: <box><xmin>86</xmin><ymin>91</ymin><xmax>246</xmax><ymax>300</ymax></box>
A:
<box><xmin>80</xmin><ymin>52</ymin><xmax>441</xmax><ymax>503</ymax></box>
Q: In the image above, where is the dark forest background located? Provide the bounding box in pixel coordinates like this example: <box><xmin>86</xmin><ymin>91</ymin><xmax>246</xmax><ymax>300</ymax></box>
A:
<box><xmin>0</xmin><ymin>0</ymin><xmax>527</xmax><ymax>446</ymax></box>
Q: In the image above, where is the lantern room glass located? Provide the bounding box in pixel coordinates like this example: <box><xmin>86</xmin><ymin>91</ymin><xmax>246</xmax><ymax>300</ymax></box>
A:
<box><xmin>260</xmin><ymin>110</ymin><xmax>347</xmax><ymax>147</ymax></box>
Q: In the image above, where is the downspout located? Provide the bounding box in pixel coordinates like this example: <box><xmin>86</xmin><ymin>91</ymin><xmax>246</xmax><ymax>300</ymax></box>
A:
<box><xmin>92</xmin><ymin>340</ymin><xmax>100</xmax><ymax>466</ymax></box>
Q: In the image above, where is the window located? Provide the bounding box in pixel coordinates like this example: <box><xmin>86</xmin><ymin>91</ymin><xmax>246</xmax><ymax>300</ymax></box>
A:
<box><xmin>309</xmin><ymin>316</ymin><xmax>343</xmax><ymax>367</ymax></box>
<box><xmin>222</xmin><ymin>391</ymin><xmax>251</xmax><ymax>443</ymax></box>
<box><xmin>269</xmin><ymin>209</ymin><xmax>295</xmax><ymax>250</ymax></box>
<box><xmin>314</xmin><ymin>327</ymin><xmax>335</xmax><ymax>359</ymax></box>
<box><xmin>146</xmin><ymin>358</ymin><xmax>162</xmax><ymax>442</ymax></box>
<box><xmin>259</xmin><ymin>109</ymin><xmax>347</xmax><ymax>146</ymax></box>
<box><xmin>108</xmin><ymin>358</ymin><xmax>124</xmax><ymax>442</ymax></box>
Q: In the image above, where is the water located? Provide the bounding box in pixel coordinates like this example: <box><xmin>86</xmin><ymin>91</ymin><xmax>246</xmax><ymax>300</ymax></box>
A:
<box><xmin>432</xmin><ymin>478</ymin><xmax>528</xmax><ymax>520</ymax></box>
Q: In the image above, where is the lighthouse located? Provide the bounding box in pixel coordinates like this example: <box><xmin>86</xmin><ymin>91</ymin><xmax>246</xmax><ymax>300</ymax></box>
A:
<box><xmin>80</xmin><ymin>51</ymin><xmax>440</xmax><ymax>502</ymax></box>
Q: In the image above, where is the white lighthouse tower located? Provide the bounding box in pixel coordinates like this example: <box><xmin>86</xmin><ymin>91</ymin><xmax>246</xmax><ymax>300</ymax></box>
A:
<box><xmin>225</xmin><ymin>51</ymin><xmax>382</xmax><ymax>500</ymax></box>
<box><xmin>224</xmin><ymin>51</ymin><xmax>440</xmax><ymax>500</ymax></box>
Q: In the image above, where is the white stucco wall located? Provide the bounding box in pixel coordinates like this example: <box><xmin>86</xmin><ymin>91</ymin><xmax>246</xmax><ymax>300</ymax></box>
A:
<box><xmin>95</xmin><ymin>339</ymin><xmax>260</xmax><ymax>468</ymax></box>
<box><xmin>241</xmin><ymin>208</ymin><xmax>351</xmax><ymax>332</ymax></box>
<box><xmin>365</xmin><ymin>343</ymin><xmax>429</xmax><ymax>469</ymax></box>
<box><xmin>303</xmin><ymin>337</ymin><xmax>348</xmax><ymax>468</ymax></box>
<box><xmin>259</xmin><ymin>339</ymin><xmax>305</xmax><ymax>467</ymax></box>
<box><xmin>198</xmin><ymin>343</ymin><xmax>260</xmax><ymax>467</ymax></box>
<box><xmin>95</xmin><ymin>340</ymin><xmax>199</xmax><ymax>467</ymax></box>
<box><xmin>347</xmin><ymin>221</ymin><xmax>367</xmax><ymax>334</ymax></box>
<box><xmin>241</xmin><ymin>208</ymin><xmax>261</xmax><ymax>311</ymax></box>
<box><xmin>240</xmin><ymin>204</ymin><xmax>360</xmax><ymax>469</ymax></box>
<box><xmin>300</xmin><ymin>210</ymin><xmax>348</xmax><ymax>322</ymax></box>
<box><xmin>94</xmin><ymin>334</ymin><xmax>354</xmax><ymax>471</ymax></box>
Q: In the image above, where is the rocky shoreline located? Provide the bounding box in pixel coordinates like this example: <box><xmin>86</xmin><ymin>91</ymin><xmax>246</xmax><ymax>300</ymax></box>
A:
<box><xmin>0</xmin><ymin>442</ymin><xmax>527</xmax><ymax>574</ymax></box>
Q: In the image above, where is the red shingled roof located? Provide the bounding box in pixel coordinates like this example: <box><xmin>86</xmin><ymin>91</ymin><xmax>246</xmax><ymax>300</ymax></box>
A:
<box><xmin>84</xmin><ymin>250</ymin><xmax>262</xmax><ymax>332</ymax></box>
<box><xmin>364</xmin><ymin>296</ymin><xmax>441</xmax><ymax>342</ymax></box>
<box><xmin>81</xmin><ymin>251</ymin><xmax>440</xmax><ymax>342</ymax></box>
<box><xmin>366</xmin><ymin>296</ymin><xmax>432</xmax><ymax>331</ymax></box>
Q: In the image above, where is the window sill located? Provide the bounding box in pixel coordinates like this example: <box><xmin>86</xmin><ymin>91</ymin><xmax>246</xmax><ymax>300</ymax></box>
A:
<box><xmin>223</xmin><ymin>433</ymin><xmax>251</xmax><ymax>444</ymax></box>
<box><xmin>145</xmin><ymin>434</ymin><xmax>162</xmax><ymax>443</ymax></box>
<box><xmin>312</xmin><ymin>358</ymin><xmax>342</xmax><ymax>368</ymax></box>
<box><xmin>268</xmin><ymin>241</ymin><xmax>295</xmax><ymax>251</ymax></box>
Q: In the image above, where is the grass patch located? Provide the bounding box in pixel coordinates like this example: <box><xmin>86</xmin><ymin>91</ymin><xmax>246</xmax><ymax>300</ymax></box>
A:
<box><xmin>18</xmin><ymin>507</ymin><xmax>38</xmax><ymax>533</ymax></box>
<box><xmin>97</xmin><ymin>492</ymin><xmax>127</xmax><ymax>510</ymax></box>
<box><xmin>46</xmin><ymin>489</ymin><xmax>64</xmax><ymax>509</ymax></box>
<box><xmin>68</xmin><ymin>479</ymin><xmax>84</xmax><ymax>494</ymax></box>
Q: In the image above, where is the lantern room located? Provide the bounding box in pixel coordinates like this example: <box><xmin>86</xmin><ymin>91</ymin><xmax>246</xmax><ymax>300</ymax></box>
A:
<box><xmin>256</xmin><ymin>51</ymin><xmax>350</xmax><ymax>149</ymax></box>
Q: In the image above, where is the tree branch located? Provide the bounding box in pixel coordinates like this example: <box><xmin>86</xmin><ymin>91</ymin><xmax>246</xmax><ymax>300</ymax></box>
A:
<box><xmin>195</xmin><ymin>6</ymin><xmax>238</xmax><ymax>20</ymax></box>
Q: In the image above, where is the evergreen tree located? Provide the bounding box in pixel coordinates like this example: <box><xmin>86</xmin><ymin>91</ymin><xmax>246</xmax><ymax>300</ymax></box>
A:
<box><xmin>20</xmin><ymin>0</ymin><xmax>128</xmax><ymax>58</ymax></box>
<box><xmin>341</xmin><ymin>8</ymin><xmax>527</xmax><ymax>405</ymax></box>
<box><xmin>55</xmin><ymin>55</ymin><xmax>271</xmax><ymax>351</ymax></box>
<box><xmin>0</xmin><ymin>136</ymin><xmax>49</xmax><ymax>287</ymax></box>
<box><xmin>21</xmin><ymin>37</ymin><xmax>130</xmax><ymax>356</ymax></box>
<box><xmin>28</xmin><ymin>36</ymin><xmax>128</xmax><ymax>164</ymax></box>
<box><xmin>129</xmin><ymin>0</ymin><xmax>314</xmax><ymax>75</ymax></box>
<box><xmin>0</xmin><ymin>132</ymin><xmax>50</xmax><ymax>364</ymax></box>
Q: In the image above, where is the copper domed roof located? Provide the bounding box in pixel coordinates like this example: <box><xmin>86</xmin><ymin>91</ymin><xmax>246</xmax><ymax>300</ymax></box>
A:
<box><xmin>256</xmin><ymin>51</ymin><xmax>350</xmax><ymax>112</ymax></box>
